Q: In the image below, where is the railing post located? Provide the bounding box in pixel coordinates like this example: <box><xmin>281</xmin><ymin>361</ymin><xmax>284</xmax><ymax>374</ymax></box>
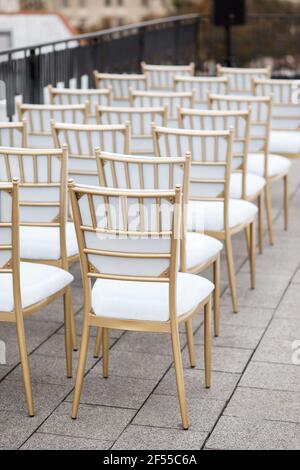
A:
<box><xmin>138</xmin><ymin>26</ymin><xmax>145</xmax><ymax>71</ymax></box>
<box><xmin>174</xmin><ymin>19</ymin><xmax>180</xmax><ymax>65</ymax></box>
<box><xmin>29</xmin><ymin>48</ymin><xmax>36</xmax><ymax>104</ymax></box>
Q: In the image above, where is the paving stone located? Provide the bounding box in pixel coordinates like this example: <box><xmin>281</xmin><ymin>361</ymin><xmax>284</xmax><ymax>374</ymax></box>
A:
<box><xmin>113</xmin><ymin>331</ymin><xmax>186</xmax><ymax>357</ymax></box>
<box><xmin>292</xmin><ymin>268</ymin><xmax>300</xmax><ymax>284</ymax></box>
<box><xmin>182</xmin><ymin>344</ymin><xmax>253</xmax><ymax>374</ymax></box>
<box><xmin>275</xmin><ymin>283</ymin><xmax>300</xmax><ymax>320</ymax></box>
<box><xmin>155</xmin><ymin>368</ymin><xmax>239</xmax><ymax>402</ymax></box>
<box><xmin>219</xmin><ymin>305</ymin><xmax>274</xmax><ymax>329</ymax></box>
<box><xmin>222</xmin><ymin>272</ymin><xmax>290</xmax><ymax>309</ymax></box>
<box><xmin>133</xmin><ymin>394</ymin><xmax>225</xmax><ymax>432</ymax></box>
<box><xmin>194</xmin><ymin>323</ymin><xmax>264</xmax><ymax>350</ymax></box>
<box><xmin>67</xmin><ymin>372</ymin><xmax>156</xmax><ymax>409</ymax></box>
<box><xmin>240</xmin><ymin>246</ymin><xmax>300</xmax><ymax>275</ymax></box>
<box><xmin>0</xmin><ymin>410</ymin><xmax>48</xmax><ymax>449</ymax></box>
<box><xmin>112</xmin><ymin>425</ymin><xmax>207</xmax><ymax>450</ymax></box>
<box><xmin>104</xmin><ymin>350</ymin><xmax>172</xmax><ymax>381</ymax></box>
<box><xmin>224</xmin><ymin>387</ymin><xmax>300</xmax><ymax>422</ymax></box>
<box><xmin>40</xmin><ymin>402</ymin><xmax>135</xmax><ymax>441</ymax></box>
<box><xmin>21</xmin><ymin>433</ymin><xmax>113</xmax><ymax>450</ymax></box>
<box><xmin>0</xmin><ymin>365</ymin><xmax>11</xmax><ymax>381</ymax></box>
<box><xmin>265</xmin><ymin>318</ymin><xmax>300</xmax><ymax>341</ymax></box>
<box><xmin>253</xmin><ymin>337</ymin><xmax>298</xmax><ymax>365</ymax></box>
<box><xmin>240</xmin><ymin>361</ymin><xmax>300</xmax><ymax>392</ymax></box>
<box><xmin>205</xmin><ymin>416</ymin><xmax>300</xmax><ymax>450</ymax></box>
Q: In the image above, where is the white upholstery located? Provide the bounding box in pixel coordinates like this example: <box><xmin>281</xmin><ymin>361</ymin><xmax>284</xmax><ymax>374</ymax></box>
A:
<box><xmin>20</xmin><ymin>222</ymin><xmax>78</xmax><ymax>261</ymax></box>
<box><xmin>188</xmin><ymin>199</ymin><xmax>258</xmax><ymax>232</ymax></box>
<box><xmin>269</xmin><ymin>131</ymin><xmax>300</xmax><ymax>155</ymax></box>
<box><xmin>185</xmin><ymin>233</ymin><xmax>222</xmax><ymax>270</ymax></box>
<box><xmin>230</xmin><ymin>173</ymin><xmax>266</xmax><ymax>199</ymax></box>
<box><xmin>0</xmin><ymin>262</ymin><xmax>73</xmax><ymax>312</ymax></box>
<box><xmin>247</xmin><ymin>153</ymin><xmax>291</xmax><ymax>178</ymax></box>
<box><xmin>92</xmin><ymin>272</ymin><xmax>214</xmax><ymax>322</ymax></box>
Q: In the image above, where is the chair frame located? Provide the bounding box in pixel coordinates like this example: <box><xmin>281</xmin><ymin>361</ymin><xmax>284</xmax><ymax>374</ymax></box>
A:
<box><xmin>0</xmin><ymin>121</ymin><xmax>28</xmax><ymax>147</ymax></box>
<box><xmin>0</xmin><ymin>176</ymin><xmax>74</xmax><ymax>417</ymax></box>
<box><xmin>216</xmin><ymin>65</ymin><xmax>271</xmax><ymax>94</ymax></box>
<box><xmin>178</xmin><ymin>107</ymin><xmax>265</xmax><ymax>254</ymax></box>
<box><xmin>93</xmin><ymin>71</ymin><xmax>147</xmax><ymax>101</ymax></box>
<box><xmin>253</xmin><ymin>77</ymin><xmax>300</xmax><ymax>158</ymax></box>
<box><xmin>69</xmin><ymin>182</ymin><xmax>212</xmax><ymax>430</ymax></box>
<box><xmin>153</xmin><ymin>125</ymin><xmax>256</xmax><ymax>313</ymax></box>
<box><xmin>141</xmin><ymin>62</ymin><xmax>195</xmax><ymax>90</ymax></box>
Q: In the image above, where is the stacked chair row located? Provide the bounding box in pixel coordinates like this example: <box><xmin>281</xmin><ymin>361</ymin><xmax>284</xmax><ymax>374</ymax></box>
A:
<box><xmin>0</xmin><ymin>62</ymin><xmax>298</xmax><ymax>430</ymax></box>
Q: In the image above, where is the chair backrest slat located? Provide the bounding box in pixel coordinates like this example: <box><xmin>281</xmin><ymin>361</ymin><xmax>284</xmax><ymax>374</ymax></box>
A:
<box><xmin>0</xmin><ymin>122</ymin><xmax>27</xmax><ymax>148</ymax></box>
<box><xmin>142</xmin><ymin>62</ymin><xmax>195</xmax><ymax>90</ymax></box>
<box><xmin>94</xmin><ymin>72</ymin><xmax>147</xmax><ymax>102</ymax></box>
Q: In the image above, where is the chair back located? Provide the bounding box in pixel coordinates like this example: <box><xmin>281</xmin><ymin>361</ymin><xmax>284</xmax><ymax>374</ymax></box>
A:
<box><xmin>141</xmin><ymin>62</ymin><xmax>195</xmax><ymax>90</ymax></box>
<box><xmin>17</xmin><ymin>103</ymin><xmax>87</xmax><ymax>148</ymax></box>
<box><xmin>93</xmin><ymin>72</ymin><xmax>147</xmax><ymax>102</ymax></box>
<box><xmin>254</xmin><ymin>78</ymin><xmax>300</xmax><ymax>131</ymax></box>
<box><xmin>48</xmin><ymin>85</ymin><xmax>112</xmax><ymax>121</ymax></box>
<box><xmin>217</xmin><ymin>65</ymin><xmax>271</xmax><ymax>95</ymax></box>
<box><xmin>174</xmin><ymin>76</ymin><xmax>228</xmax><ymax>108</ymax></box>
<box><xmin>0</xmin><ymin>122</ymin><xmax>27</xmax><ymax>148</ymax></box>
<box><xmin>97</xmin><ymin>105</ymin><xmax>167</xmax><ymax>154</ymax></box>
<box><xmin>52</xmin><ymin>122</ymin><xmax>131</xmax><ymax>185</ymax></box>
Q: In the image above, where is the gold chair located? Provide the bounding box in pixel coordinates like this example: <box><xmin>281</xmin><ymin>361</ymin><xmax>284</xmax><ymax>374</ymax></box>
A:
<box><xmin>52</xmin><ymin>121</ymin><xmax>131</xmax><ymax>185</ymax></box>
<box><xmin>93</xmin><ymin>71</ymin><xmax>147</xmax><ymax>105</ymax></box>
<box><xmin>0</xmin><ymin>121</ymin><xmax>27</xmax><ymax>147</ymax></box>
<box><xmin>130</xmin><ymin>90</ymin><xmax>195</xmax><ymax>127</ymax></box>
<box><xmin>141</xmin><ymin>62</ymin><xmax>195</xmax><ymax>90</ymax></box>
<box><xmin>174</xmin><ymin>75</ymin><xmax>228</xmax><ymax>109</ymax></box>
<box><xmin>254</xmin><ymin>78</ymin><xmax>300</xmax><ymax>158</ymax></box>
<box><xmin>69</xmin><ymin>182</ymin><xmax>214</xmax><ymax>430</ymax></box>
<box><xmin>209</xmin><ymin>93</ymin><xmax>291</xmax><ymax>236</ymax></box>
<box><xmin>216</xmin><ymin>65</ymin><xmax>271</xmax><ymax>95</ymax></box>
<box><xmin>96</xmin><ymin>105</ymin><xmax>167</xmax><ymax>155</ymax></box>
<box><xmin>17</xmin><ymin>103</ymin><xmax>88</xmax><ymax>148</ymax></box>
<box><xmin>178</xmin><ymin>107</ymin><xmax>266</xmax><ymax>254</ymax></box>
<box><xmin>153</xmin><ymin>125</ymin><xmax>258</xmax><ymax>313</ymax></box>
<box><xmin>92</xmin><ymin>150</ymin><xmax>222</xmax><ymax>345</ymax></box>
<box><xmin>0</xmin><ymin>178</ymin><xmax>74</xmax><ymax>417</ymax></box>
<box><xmin>48</xmin><ymin>85</ymin><xmax>112</xmax><ymax>123</ymax></box>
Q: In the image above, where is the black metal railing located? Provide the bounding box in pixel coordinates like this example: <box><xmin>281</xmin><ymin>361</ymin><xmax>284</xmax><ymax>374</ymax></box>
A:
<box><xmin>0</xmin><ymin>14</ymin><xmax>200</xmax><ymax>120</ymax></box>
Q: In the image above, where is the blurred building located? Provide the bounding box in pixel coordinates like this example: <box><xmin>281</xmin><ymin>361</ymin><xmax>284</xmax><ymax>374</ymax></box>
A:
<box><xmin>44</xmin><ymin>0</ymin><xmax>173</xmax><ymax>31</ymax></box>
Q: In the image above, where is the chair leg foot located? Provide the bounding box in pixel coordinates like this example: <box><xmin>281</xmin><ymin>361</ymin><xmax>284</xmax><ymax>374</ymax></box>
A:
<box><xmin>171</xmin><ymin>327</ymin><xmax>189</xmax><ymax>430</ymax></box>
<box><xmin>71</xmin><ymin>318</ymin><xmax>90</xmax><ymax>420</ymax></box>
<box><xmin>102</xmin><ymin>328</ymin><xmax>110</xmax><ymax>379</ymax></box>
<box><xmin>185</xmin><ymin>319</ymin><xmax>196</xmax><ymax>368</ymax></box>
<box><xmin>94</xmin><ymin>328</ymin><xmax>102</xmax><ymax>359</ymax></box>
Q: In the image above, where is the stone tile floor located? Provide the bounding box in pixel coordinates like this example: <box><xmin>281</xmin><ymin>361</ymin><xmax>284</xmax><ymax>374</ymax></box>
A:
<box><xmin>1</xmin><ymin>162</ymin><xmax>300</xmax><ymax>450</ymax></box>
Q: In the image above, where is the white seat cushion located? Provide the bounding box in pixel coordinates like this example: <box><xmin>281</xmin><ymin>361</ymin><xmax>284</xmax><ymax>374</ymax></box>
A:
<box><xmin>247</xmin><ymin>153</ymin><xmax>291</xmax><ymax>178</ymax></box>
<box><xmin>92</xmin><ymin>273</ymin><xmax>214</xmax><ymax>322</ymax></box>
<box><xmin>230</xmin><ymin>173</ymin><xmax>266</xmax><ymax>199</ymax></box>
<box><xmin>269</xmin><ymin>131</ymin><xmax>300</xmax><ymax>155</ymax></box>
<box><xmin>0</xmin><ymin>262</ymin><xmax>73</xmax><ymax>312</ymax></box>
<box><xmin>185</xmin><ymin>233</ymin><xmax>222</xmax><ymax>270</ymax></box>
<box><xmin>20</xmin><ymin>222</ymin><xmax>78</xmax><ymax>261</ymax></box>
<box><xmin>188</xmin><ymin>199</ymin><xmax>258</xmax><ymax>232</ymax></box>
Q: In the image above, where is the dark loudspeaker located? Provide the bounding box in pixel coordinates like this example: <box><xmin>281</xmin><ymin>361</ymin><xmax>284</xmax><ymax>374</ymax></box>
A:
<box><xmin>213</xmin><ymin>0</ymin><xmax>246</xmax><ymax>27</ymax></box>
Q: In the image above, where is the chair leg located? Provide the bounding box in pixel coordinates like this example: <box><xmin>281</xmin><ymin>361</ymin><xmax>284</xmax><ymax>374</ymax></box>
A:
<box><xmin>225</xmin><ymin>233</ymin><xmax>238</xmax><ymax>313</ymax></box>
<box><xmin>171</xmin><ymin>326</ymin><xmax>189</xmax><ymax>430</ymax></box>
<box><xmin>244</xmin><ymin>226</ymin><xmax>250</xmax><ymax>259</ymax></box>
<box><xmin>71</xmin><ymin>317</ymin><xmax>90</xmax><ymax>419</ymax></box>
<box><xmin>284</xmin><ymin>174</ymin><xmax>289</xmax><ymax>231</ymax></box>
<box><xmin>250</xmin><ymin>221</ymin><xmax>256</xmax><ymax>290</ymax></box>
<box><xmin>213</xmin><ymin>255</ymin><xmax>220</xmax><ymax>337</ymax></box>
<box><xmin>185</xmin><ymin>319</ymin><xmax>196</xmax><ymax>368</ymax></box>
<box><xmin>102</xmin><ymin>328</ymin><xmax>109</xmax><ymax>379</ymax></box>
<box><xmin>15</xmin><ymin>313</ymin><xmax>35</xmax><ymax>417</ymax></box>
<box><xmin>94</xmin><ymin>328</ymin><xmax>102</xmax><ymax>359</ymax></box>
<box><xmin>204</xmin><ymin>297</ymin><xmax>212</xmax><ymax>389</ymax></box>
<box><xmin>265</xmin><ymin>183</ymin><xmax>274</xmax><ymax>246</ymax></box>
<box><xmin>258</xmin><ymin>192</ymin><xmax>264</xmax><ymax>254</ymax></box>
<box><xmin>70</xmin><ymin>299</ymin><xmax>78</xmax><ymax>352</ymax></box>
<box><xmin>63</xmin><ymin>288</ymin><xmax>73</xmax><ymax>379</ymax></box>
